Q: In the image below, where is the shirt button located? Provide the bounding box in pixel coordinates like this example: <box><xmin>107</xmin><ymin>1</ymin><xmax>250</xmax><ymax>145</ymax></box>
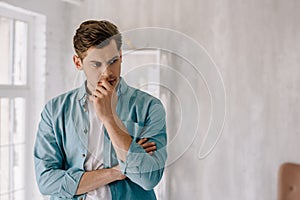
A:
<box><xmin>82</xmin><ymin>154</ymin><xmax>86</xmax><ymax>157</ymax></box>
<box><xmin>84</xmin><ymin>129</ymin><xmax>88</xmax><ymax>134</ymax></box>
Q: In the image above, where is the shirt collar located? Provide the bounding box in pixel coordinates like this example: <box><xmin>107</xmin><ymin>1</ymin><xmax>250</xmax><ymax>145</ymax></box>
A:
<box><xmin>77</xmin><ymin>77</ymin><xmax>128</xmax><ymax>107</ymax></box>
<box><xmin>78</xmin><ymin>80</ymin><xmax>88</xmax><ymax>108</ymax></box>
<box><xmin>117</xmin><ymin>77</ymin><xmax>128</xmax><ymax>96</ymax></box>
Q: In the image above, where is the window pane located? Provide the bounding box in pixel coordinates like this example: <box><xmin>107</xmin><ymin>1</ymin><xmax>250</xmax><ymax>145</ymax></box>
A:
<box><xmin>13</xmin><ymin>144</ymin><xmax>25</xmax><ymax>191</ymax></box>
<box><xmin>0</xmin><ymin>17</ymin><xmax>28</xmax><ymax>85</ymax></box>
<box><xmin>13</xmin><ymin>98</ymin><xmax>25</xmax><ymax>144</ymax></box>
<box><xmin>122</xmin><ymin>51</ymin><xmax>160</xmax><ymax>98</ymax></box>
<box><xmin>13</xmin><ymin>189</ymin><xmax>25</xmax><ymax>200</ymax></box>
<box><xmin>0</xmin><ymin>98</ymin><xmax>25</xmax><ymax>146</ymax></box>
<box><xmin>0</xmin><ymin>98</ymin><xmax>10</xmax><ymax>146</ymax></box>
<box><xmin>0</xmin><ymin>16</ymin><xmax>12</xmax><ymax>85</ymax></box>
<box><xmin>0</xmin><ymin>98</ymin><xmax>26</xmax><ymax>196</ymax></box>
<box><xmin>0</xmin><ymin>146</ymin><xmax>10</xmax><ymax>194</ymax></box>
<box><xmin>13</xmin><ymin>20</ymin><xmax>27</xmax><ymax>85</ymax></box>
<box><xmin>0</xmin><ymin>194</ymin><xmax>9</xmax><ymax>200</ymax></box>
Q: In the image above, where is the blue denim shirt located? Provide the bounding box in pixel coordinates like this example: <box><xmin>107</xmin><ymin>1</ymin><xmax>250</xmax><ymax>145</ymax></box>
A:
<box><xmin>34</xmin><ymin>77</ymin><xmax>167</xmax><ymax>200</ymax></box>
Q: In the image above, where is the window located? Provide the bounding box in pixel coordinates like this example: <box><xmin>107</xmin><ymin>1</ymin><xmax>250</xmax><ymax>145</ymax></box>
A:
<box><xmin>0</xmin><ymin>15</ymin><xmax>28</xmax><ymax>200</ymax></box>
<box><xmin>0</xmin><ymin>17</ymin><xmax>28</xmax><ymax>85</ymax></box>
<box><xmin>0</xmin><ymin>3</ymin><xmax>46</xmax><ymax>200</ymax></box>
<box><xmin>0</xmin><ymin>98</ymin><xmax>26</xmax><ymax>199</ymax></box>
<box><xmin>122</xmin><ymin>49</ymin><xmax>167</xmax><ymax>200</ymax></box>
<box><xmin>122</xmin><ymin>50</ymin><xmax>161</xmax><ymax>98</ymax></box>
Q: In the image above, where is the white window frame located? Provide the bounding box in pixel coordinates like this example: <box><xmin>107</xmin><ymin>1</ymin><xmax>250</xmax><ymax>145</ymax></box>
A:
<box><xmin>0</xmin><ymin>2</ymin><xmax>46</xmax><ymax>199</ymax></box>
<box><xmin>122</xmin><ymin>49</ymin><xmax>161</xmax><ymax>98</ymax></box>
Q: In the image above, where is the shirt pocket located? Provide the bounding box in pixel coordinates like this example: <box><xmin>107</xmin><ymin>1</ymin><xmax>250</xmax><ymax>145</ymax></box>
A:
<box><xmin>121</xmin><ymin>120</ymin><xmax>145</xmax><ymax>138</ymax></box>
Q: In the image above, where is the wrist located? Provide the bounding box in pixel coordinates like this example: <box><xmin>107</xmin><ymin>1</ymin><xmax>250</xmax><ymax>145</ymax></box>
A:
<box><xmin>111</xmin><ymin>168</ymin><xmax>124</xmax><ymax>181</ymax></box>
<box><xmin>102</xmin><ymin>115</ymin><xmax>115</xmax><ymax>125</ymax></box>
<box><xmin>102</xmin><ymin>113</ymin><xmax>120</xmax><ymax>125</ymax></box>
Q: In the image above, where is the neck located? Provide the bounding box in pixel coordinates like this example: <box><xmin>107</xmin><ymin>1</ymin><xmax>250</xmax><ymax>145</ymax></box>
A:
<box><xmin>85</xmin><ymin>81</ymin><xmax>94</xmax><ymax>95</ymax></box>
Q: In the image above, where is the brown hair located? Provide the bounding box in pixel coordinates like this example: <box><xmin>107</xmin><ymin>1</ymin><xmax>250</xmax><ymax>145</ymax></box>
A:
<box><xmin>73</xmin><ymin>20</ymin><xmax>122</xmax><ymax>60</ymax></box>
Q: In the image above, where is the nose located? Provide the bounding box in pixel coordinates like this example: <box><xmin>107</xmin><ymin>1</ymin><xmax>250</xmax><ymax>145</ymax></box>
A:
<box><xmin>101</xmin><ymin>65</ymin><xmax>113</xmax><ymax>76</ymax></box>
<box><xmin>97</xmin><ymin>65</ymin><xmax>113</xmax><ymax>81</ymax></box>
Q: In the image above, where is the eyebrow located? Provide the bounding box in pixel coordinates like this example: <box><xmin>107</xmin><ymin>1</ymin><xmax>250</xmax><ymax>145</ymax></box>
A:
<box><xmin>107</xmin><ymin>55</ymin><xmax>120</xmax><ymax>64</ymax></box>
<box><xmin>89</xmin><ymin>55</ymin><xmax>119</xmax><ymax>65</ymax></box>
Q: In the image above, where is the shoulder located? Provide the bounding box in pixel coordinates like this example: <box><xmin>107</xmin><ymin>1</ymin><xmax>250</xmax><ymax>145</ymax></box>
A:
<box><xmin>125</xmin><ymin>86</ymin><xmax>166</xmax><ymax>121</ymax></box>
<box><xmin>43</xmin><ymin>87</ymin><xmax>82</xmax><ymax>114</ymax></box>
<box><xmin>126</xmin><ymin>85</ymin><xmax>162</xmax><ymax>107</ymax></box>
<box><xmin>48</xmin><ymin>87</ymin><xmax>80</xmax><ymax>104</ymax></box>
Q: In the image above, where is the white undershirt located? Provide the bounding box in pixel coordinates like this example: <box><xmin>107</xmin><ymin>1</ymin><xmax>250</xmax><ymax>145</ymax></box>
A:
<box><xmin>84</xmin><ymin>100</ymin><xmax>111</xmax><ymax>200</ymax></box>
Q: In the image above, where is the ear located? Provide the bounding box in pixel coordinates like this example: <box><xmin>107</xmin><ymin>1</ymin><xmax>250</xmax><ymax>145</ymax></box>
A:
<box><xmin>73</xmin><ymin>55</ymin><xmax>83</xmax><ymax>70</ymax></box>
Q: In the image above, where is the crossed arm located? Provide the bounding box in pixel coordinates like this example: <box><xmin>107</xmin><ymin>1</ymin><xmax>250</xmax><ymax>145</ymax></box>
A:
<box><xmin>76</xmin><ymin>138</ymin><xmax>156</xmax><ymax>195</ymax></box>
<box><xmin>86</xmin><ymin>80</ymin><xmax>166</xmax><ymax>190</ymax></box>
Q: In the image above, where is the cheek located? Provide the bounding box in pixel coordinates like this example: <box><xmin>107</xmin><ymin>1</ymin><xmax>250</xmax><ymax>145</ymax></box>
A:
<box><xmin>113</xmin><ymin>63</ymin><xmax>122</xmax><ymax>74</ymax></box>
<box><xmin>113</xmin><ymin>69</ymin><xmax>121</xmax><ymax>77</ymax></box>
<box><xmin>85</xmin><ymin>69</ymin><xmax>101</xmax><ymax>81</ymax></box>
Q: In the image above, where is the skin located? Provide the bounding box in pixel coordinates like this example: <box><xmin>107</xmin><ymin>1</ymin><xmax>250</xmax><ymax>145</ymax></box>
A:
<box><xmin>73</xmin><ymin>40</ymin><xmax>156</xmax><ymax>195</ymax></box>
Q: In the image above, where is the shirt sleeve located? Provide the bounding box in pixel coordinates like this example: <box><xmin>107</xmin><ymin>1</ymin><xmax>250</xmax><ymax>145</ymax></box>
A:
<box><xmin>118</xmin><ymin>100</ymin><xmax>167</xmax><ymax>190</ymax></box>
<box><xmin>33</xmin><ymin>102</ymin><xmax>84</xmax><ymax>198</ymax></box>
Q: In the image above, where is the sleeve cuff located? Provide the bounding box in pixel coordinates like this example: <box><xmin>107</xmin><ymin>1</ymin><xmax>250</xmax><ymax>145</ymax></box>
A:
<box><xmin>63</xmin><ymin>168</ymin><xmax>85</xmax><ymax>197</ymax></box>
<box><xmin>119</xmin><ymin>139</ymin><xmax>146</xmax><ymax>175</ymax></box>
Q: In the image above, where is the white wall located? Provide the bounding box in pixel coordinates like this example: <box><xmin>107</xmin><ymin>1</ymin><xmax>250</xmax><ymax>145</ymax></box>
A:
<box><xmin>2</xmin><ymin>0</ymin><xmax>300</xmax><ymax>199</ymax></box>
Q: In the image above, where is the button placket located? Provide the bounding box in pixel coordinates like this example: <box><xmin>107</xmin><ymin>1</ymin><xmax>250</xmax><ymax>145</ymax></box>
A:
<box><xmin>82</xmin><ymin>128</ymin><xmax>88</xmax><ymax>159</ymax></box>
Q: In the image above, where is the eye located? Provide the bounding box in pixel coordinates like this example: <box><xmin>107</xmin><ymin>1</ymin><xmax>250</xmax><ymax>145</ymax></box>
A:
<box><xmin>109</xmin><ymin>58</ymin><xmax>118</xmax><ymax>65</ymax></box>
<box><xmin>92</xmin><ymin>61</ymin><xmax>102</xmax><ymax>68</ymax></box>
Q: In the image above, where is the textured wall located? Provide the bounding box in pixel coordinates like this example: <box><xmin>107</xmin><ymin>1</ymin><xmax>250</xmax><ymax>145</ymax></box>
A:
<box><xmin>3</xmin><ymin>0</ymin><xmax>299</xmax><ymax>199</ymax></box>
<box><xmin>69</xmin><ymin>0</ymin><xmax>300</xmax><ymax>199</ymax></box>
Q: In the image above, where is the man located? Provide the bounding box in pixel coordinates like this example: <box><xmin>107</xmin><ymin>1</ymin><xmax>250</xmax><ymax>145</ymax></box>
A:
<box><xmin>34</xmin><ymin>20</ymin><xmax>167</xmax><ymax>200</ymax></box>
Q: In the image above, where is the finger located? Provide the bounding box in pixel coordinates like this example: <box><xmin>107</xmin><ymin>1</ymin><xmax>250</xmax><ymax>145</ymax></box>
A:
<box><xmin>100</xmin><ymin>80</ymin><xmax>114</xmax><ymax>91</ymax></box>
<box><xmin>88</xmin><ymin>95</ymin><xmax>95</xmax><ymax>102</ymax></box>
<box><xmin>141</xmin><ymin>142</ymin><xmax>156</xmax><ymax>148</ymax></box>
<box><xmin>92</xmin><ymin>89</ymin><xmax>104</xmax><ymax>98</ymax></box>
<box><xmin>95</xmin><ymin>85</ymin><xmax>108</xmax><ymax>95</ymax></box>
<box><xmin>137</xmin><ymin>138</ymin><xmax>148</xmax><ymax>145</ymax></box>
<box><xmin>144</xmin><ymin>146</ymin><xmax>156</xmax><ymax>153</ymax></box>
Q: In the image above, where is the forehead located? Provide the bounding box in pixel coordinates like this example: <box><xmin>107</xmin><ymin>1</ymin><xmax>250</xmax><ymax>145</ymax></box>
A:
<box><xmin>84</xmin><ymin>40</ymin><xmax>119</xmax><ymax>62</ymax></box>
